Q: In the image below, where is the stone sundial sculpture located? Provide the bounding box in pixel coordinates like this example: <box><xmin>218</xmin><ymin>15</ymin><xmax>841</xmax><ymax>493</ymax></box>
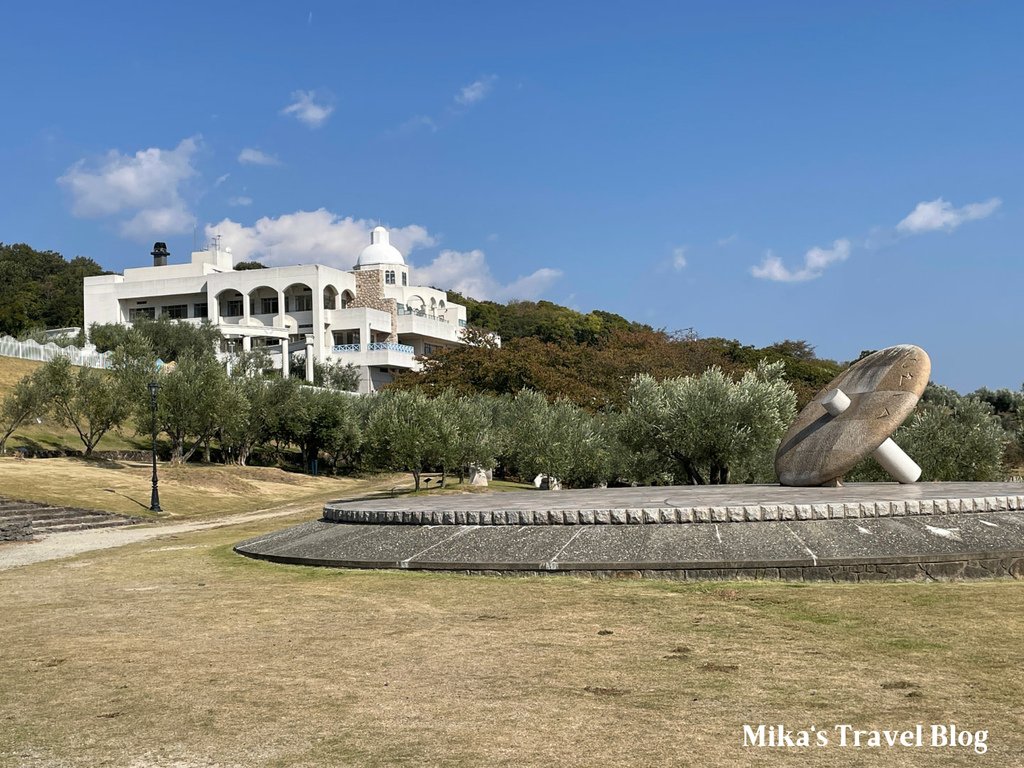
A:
<box><xmin>775</xmin><ymin>344</ymin><xmax>931</xmax><ymax>487</ymax></box>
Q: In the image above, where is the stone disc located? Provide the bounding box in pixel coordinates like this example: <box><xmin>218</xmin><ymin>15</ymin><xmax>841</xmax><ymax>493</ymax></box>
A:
<box><xmin>775</xmin><ymin>344</ymin><xmax>930</xmax><ymax>486</ymax></box>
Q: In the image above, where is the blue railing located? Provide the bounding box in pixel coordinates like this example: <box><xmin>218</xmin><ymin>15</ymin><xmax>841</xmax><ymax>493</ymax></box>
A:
<box><xmin>332</xmin><ymin>343</ymin><xmax>361</xmax><ymax>353</ymax></box>
<box><xmin>368</xmin><ymin>342</ymin><xmax>414</xmax><ymax>354</ymax></box>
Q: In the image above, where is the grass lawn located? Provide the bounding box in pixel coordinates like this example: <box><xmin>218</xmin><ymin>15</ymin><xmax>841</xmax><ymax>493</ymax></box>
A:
<box><xmin>1</xmin><ymin>509</ymin><xmax>1022</xmax><ymax>767</ymax></box>
<box><xmin>0</xmin><ymin>457</ymin><xmax>413</xmax><ymax>520</ymax></box>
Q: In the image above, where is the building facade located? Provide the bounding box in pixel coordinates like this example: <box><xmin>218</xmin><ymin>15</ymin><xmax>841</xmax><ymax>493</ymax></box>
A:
<box><xmin>83</xmin><ymin>227</ymin><xmax>469</xmax><ymax>392</ymax></box>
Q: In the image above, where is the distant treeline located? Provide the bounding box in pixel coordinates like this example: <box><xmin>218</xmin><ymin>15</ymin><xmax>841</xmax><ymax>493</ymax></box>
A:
<box><xmin>0</xmin><ymin>243</ymin><xmax>106</xmax><ymax>336</ymax></box>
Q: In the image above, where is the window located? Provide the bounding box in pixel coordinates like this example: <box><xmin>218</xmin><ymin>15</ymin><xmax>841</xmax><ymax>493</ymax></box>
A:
<box><xmin>225</xmin><ymin>299</ymin><xmax>243</xmax><ymax>316</ymax></box>
<box><xmin>402</xmin><ymin>272</ymin><xmax>408</xmax><ymax>286</ymax></box>
<box><xmin>163</xmin><ymin>304</ymin><xmax>187</xmax><ymax>319</ymax></box>
<box><xmin>260</xmin><ymin>296</ymin><xmax>279</xmax><ymax>314</ymax></box>
<box><xmin>128</xmin><ymin>307</ymin><xmax>156</xmax><ymax>321</ymax></box>
<box><xmin>193</xmin><ymin>303</ymin><xmax>208</xmax><ymax>318</ymax></box>
<box><xmin>288</xmin><ymin>294</ymin><xmax>312</xmax><ymax>312</ymax></box>
<box><xmin>423</xmin><ymin>343</ymin><xmax>440</xmax><ymax>355</ymax></box>
<box><xmin>385</xmin><ymin>270</ymin><xmax>396</xmax><ymax>285</ymax></box>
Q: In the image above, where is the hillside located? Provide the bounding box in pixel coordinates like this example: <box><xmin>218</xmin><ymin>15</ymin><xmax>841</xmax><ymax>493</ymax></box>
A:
<box><xmin>0</xmin><ymin>243</ymin><xmax>106</xmax><ymax>337</ymax></box>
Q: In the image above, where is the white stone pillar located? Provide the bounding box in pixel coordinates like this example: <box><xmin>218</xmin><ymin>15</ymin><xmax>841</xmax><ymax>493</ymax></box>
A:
<box><xmin>281</xmin><ymin>339</ymin><xmax>289</xmax><ymax>379</ymax></box>
<box><xmin>241</xmin><ymin>335</ymin><xmax>252</xmax><ymax>353</ymax></box>
<box><xmin>305</xmin><ymin>337</ymin><xmax>314</xmax><ymax>382</ymax></box>
<box><xmin>277</xmin><ymin>289</ymin><xmax>286</xmax><ymax>329</ymax></box>
<box><xmin>212</xmin><ymin>294</ymin><xmax>221</xmax><ymax>324</ymax></box>
<box><xmin>243</xmin><ymin>291</ymin><xmax>251</xmax><ymax>326</ymax></box>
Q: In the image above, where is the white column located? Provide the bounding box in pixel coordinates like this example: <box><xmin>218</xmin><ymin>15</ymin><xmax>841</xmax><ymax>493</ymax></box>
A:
<box><xmin>281</xmin><ymin>339</ymin><xmax>289</xmax><ymax>379</ymax></box>
<box><xmin>212</xmin><ymin>294</ymin><xmax>221</xmax><ymax>324</ymax></box>
<box><xmin>277</xmin><ymin>289</ymin><xmax>286</xmax><ymax>329</ymax></box>
<box><xmin>242</xmin><ymin>336</ymin><xmax>251</xmax><ymax>353</ymax></box>
<box><xmin>243</xmin><ymin>291</ymin><xmax>251</xmax><ymax>326</ymax></box>
<box><xmin>305</xmin><ymin>337</ymin><xmax>314</xmax><ymax>382</ymax></box>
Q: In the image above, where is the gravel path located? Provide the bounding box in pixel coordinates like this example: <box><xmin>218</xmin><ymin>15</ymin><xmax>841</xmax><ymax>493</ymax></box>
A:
<box><xmin>0</xmin><ymin>503</ymin><xmax>319</xmax><ymax>571</ymax></box>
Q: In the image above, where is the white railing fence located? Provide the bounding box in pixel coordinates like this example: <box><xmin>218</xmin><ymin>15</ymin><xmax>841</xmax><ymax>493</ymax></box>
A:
<box><xmin>0</xmin><ymin>335</ymin><xmax>113</xmax><ymax>369</ymax></box>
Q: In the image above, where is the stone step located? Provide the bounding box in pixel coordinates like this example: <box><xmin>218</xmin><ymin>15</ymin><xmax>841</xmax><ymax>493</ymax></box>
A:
<box><xmin>0</xmin><ymin>503</ymin><xmax>40</xmax><ymax>515</ymax></box>
<box><xmin>32</xmin><ymin>514</ymin><xmax>122</xmax><ymax>528</ymax></box>
<box><xmin>23</xmin><ymin>507</ymin><xmax>112</xmax><ymax>522</ymax></box>
<box><xmin>36</xmin><ymin>518</ymin><xmax>139</xmax><ymax>534</ymax></box>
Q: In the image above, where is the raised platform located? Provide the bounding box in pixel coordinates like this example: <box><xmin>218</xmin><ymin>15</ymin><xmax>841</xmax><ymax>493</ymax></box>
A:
<box><xmin>235</xmin><ymin>483</ymin><xmax>1024</xmax><ymax>581</ymax></box>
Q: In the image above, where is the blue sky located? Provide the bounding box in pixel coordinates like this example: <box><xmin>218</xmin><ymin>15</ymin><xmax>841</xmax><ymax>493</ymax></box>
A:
<box><xmin>1</xmin><ymin>1</ymin><xmax>1021</xmax><ymax>392</ymax></box>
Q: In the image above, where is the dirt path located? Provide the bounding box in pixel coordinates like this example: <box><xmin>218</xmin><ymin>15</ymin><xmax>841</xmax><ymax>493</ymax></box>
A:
<box><xmin>0</xmin><ymin>501</ymin><xmax>321</xmax><ymax>570</ymax></box>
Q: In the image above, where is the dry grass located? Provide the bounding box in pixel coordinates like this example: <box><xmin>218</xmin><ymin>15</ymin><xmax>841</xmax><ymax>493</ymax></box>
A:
<box><xmin>0</xmin><ymin>357</ymin><xmax>42</xmax><ymax>397</ymax></box>
<box><xmin>0</xmin><ymin>457</ymin><xmax>406</xmax><ymax>519</ymax></box>
<box><xmin>0</xmin><ymin>513</ymin><xmax>1022</xmax><ymax>767</ymax></box>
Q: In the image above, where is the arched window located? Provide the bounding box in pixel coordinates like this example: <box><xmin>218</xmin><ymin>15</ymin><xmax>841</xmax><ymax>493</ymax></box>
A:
<box><xmin>385</xmin><ymin>270</ymin><xmax>396</xmax><ymax>285</ymax></box>
<box><xmin>401</xmin><ymin>272</ymin><xmax>408</xmax><ymax>286</ymax></box>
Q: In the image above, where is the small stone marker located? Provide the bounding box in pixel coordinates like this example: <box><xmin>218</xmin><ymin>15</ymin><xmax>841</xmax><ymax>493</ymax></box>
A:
<box><xmin>775</xmin><ymin>344</ymin><xmax>930</xmax><ymax>486</ymax></box>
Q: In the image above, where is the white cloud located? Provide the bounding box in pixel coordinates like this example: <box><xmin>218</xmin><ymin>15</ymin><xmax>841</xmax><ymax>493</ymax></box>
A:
<box><xmin>238</xmin><ymin>148</ymin><xmax>280</xmax><ymax>166</ymax></box>
<box><xmin>717</xmin><ymin>234</ymin><xmax>738</xmax><ymax>246</ymax></box>
<box><xmin>204</xmin><ymin>209</ymin><xmax>435</xmax><ymax>268</ymax></box>
<box><xmin>391</xmin><ymin>115</ymin><xmax>439</xmax><ymax>135</ymax></box>
<box><xmin>281</xmin><ymin>90</ymin><xmax>333</xmax><ymax>128</ymax></box>
<box><xmin>228</xmin><ymin>196</ymin><xmax>253</xmax><ymax>207</ymax></box>
<box><xmin>215</xmin><ymin>173</ymin><xmax>230</xmax><ymax>187</ymax></box>
<box><xmin>57</xmin><ymin>137</ymin><xmax>198</xmax><ymax>239</ymax></box>
<box><xmin>455</xmin><ymin>75</ymin><xmax>497</xmax><ymax>106</ymax></box>
<box><xmin>751</xmin><ymin>239</ymin><xmax>851</xmax><ymax>283</ymax></box>
<box><xmin>413</xmin><ymin>249</ymin><xmax>561</xmax><ymax>301</ymax></box>
<box><xmin>671</xmin><ymin>247</ymin><xmax>687</xmax><ymax>271</ymax></box>
<box><xmin>896</xmin><ymin>197</ymin><xmax>1001</xmax><ymax>234</ymax></box>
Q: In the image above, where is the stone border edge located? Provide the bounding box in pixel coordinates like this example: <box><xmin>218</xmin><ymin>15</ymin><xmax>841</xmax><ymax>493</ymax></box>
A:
<box><xmin>234</xmin><ymin>545</ymin><xmax>1024</xmax><ymax>582</ymax></box>
<box><xmin>323</xmin><ymin>495</ymin><xmax>1024</xmax><ymax>526</ymax></box>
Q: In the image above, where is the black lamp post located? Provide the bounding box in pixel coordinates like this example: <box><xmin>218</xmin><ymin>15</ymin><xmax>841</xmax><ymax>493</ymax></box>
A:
<box><xmin>148</xmin><ymin>381</ymin><xmax>162</xmax><ymax>513</ymax></box>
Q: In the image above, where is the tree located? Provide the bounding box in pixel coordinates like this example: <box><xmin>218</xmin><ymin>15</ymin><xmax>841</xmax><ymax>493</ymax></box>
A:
<box><xmin>851</xmin><ymin>397</ymin><xmax>1007</xmax><ymax>482</ymax></box>
<box><xmin>619</xmin><ymin>361</ymin><xmax>797</xmax><ymax>485</ymax></box>
<box><xmin>0</xmin><ymin>243</ymin><xmax>105</xmax><ymax>336</ymax></box>
<box><xmin>315</xmin><ymin>358</ymin><xmax>361</xmax><ymax>391</ymax></box>
<box><xmin>37</xmin><ymin>356</ymin><xmax>128</xmax><ymax>456</ymax></box>
<box><xmin>90</xmin><ymin>316</ymin><xmax>221</xmax><ymax>361</ymax></box>
<box><xmin>503</xmin><ymin>391</ymin><xmax>612</xmax><ymax>488</ymax></box>
<box><xmin>446</xmin><ymin>394</ymin><xmax>506</xmax><ymax>483</ymax></box>
<box><xmin>152</xmin><ymin>352</ymin><xmax>234</xmax><ymax>463</ymax></box>
<box><xmin>0</xmin><ymin>369</ymin><xmax>47</xmax><ymax>455</ymax></box>
<box><xmin>234</xmin><ymin>261</ymin><xmax>267</xmax><ymax>270</ymax></box>
<box><xmin>364</xmin><ymin>390</ymin><xmax>443</xmax><ymax>489</ymax></box>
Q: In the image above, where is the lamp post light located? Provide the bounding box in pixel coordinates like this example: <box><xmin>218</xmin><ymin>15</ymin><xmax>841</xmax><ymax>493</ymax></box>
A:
<box><xmin>148</xmin><ymin>380</ymin><xmax>162</xmax><ymax>513</ymax></box>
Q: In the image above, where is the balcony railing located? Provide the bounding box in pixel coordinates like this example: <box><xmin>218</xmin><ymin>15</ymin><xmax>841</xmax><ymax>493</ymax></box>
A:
<box><xmin>331</xmin><ymin>342</ymin><xmax>415</xmax><ymax>355</ymax></box>
<box><xmin>368</xmin><ymin>342</ymin><xmax>414</xmax><ymax>354</ymax></box>
<box><xmin>397</xmin><ymin>307</ymin><xmax>447</xmax><ymax>322</ymax></box>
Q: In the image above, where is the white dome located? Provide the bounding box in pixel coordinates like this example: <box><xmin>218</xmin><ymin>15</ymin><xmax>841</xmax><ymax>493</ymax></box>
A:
<box><xmin>355</xmin><ymin>226</ymin><xmax>405</xmax><ymax>268</ymax></box>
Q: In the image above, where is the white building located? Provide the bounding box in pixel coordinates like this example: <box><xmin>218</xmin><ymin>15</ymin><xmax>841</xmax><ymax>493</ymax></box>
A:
<box><xmin>83</xmin><ymin>227</ymin><xmax>469</xmax><ymax>392</ymax></box>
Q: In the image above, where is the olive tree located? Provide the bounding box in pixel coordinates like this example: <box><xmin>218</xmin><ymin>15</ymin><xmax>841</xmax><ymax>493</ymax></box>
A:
<box><xmin>37</xmin><ymin>356</ymin><xmax>129</xmax><ymax>456</ymax></box>
<box><xmin>503</xmin><ymin>390</ymin><xmax>614</xmax><ymax>488</ymax></box>
<box><xmin>363</xmin><ymin>389</ymin><xmax>444</xmax><ymax>489</ymax></box>
<box><xmin>619</xmin><ymin>361</ymin><xmax>797</xmax><ymax>484</ymax></box>
<box><xmin>0</xmin><ymin>368</ymin><xmax>47</xmax><ymax>455</ymax></box>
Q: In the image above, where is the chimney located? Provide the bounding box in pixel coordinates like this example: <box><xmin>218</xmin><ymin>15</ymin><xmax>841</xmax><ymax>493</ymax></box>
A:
<box><xmin>151</xmin><ymin>242</ymin><xmax>169</xmax><ymax>267</ymax></box>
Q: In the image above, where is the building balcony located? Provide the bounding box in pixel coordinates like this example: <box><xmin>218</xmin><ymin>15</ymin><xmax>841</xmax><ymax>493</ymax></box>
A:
<box><xmin>394</xmin><ymin>312</ymin><xmax>462</xmax><ymax>341</ymax></box>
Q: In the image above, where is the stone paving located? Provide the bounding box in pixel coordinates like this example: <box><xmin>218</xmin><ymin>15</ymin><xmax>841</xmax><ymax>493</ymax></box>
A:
<box><xmin>237</xmin><ymin>483</ymin><xmax>1024</xmax><ymax>581</ymax></box>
